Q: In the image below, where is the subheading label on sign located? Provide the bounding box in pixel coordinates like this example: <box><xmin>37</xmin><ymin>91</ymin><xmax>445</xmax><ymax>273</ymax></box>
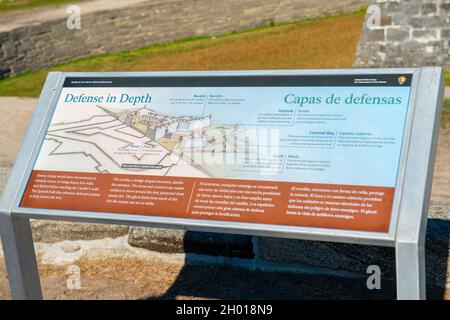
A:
<box><xmin>20</xmin><ymin>74</ymin><xmax>412</xmax><ymax>232</ymax></box>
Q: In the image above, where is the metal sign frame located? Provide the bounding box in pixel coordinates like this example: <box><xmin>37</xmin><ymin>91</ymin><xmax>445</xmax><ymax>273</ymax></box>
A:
<box><xmin>0</xmin><ymin>68</ymin><xmax>444</xmax><ymax>300</ymax></box>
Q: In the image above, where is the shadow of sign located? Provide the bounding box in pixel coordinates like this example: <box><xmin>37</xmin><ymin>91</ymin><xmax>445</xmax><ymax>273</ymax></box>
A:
<box><xmin>148</xmin><ymin>219</ymin><xmax>449</xmax><ymax>300</ymax></box>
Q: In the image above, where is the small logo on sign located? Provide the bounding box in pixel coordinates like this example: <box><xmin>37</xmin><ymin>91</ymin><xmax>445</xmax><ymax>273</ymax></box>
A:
<box><xmin>398</xmin><ymin>76</ymin><xmax>407</xmax><ymax>85</ymax></box>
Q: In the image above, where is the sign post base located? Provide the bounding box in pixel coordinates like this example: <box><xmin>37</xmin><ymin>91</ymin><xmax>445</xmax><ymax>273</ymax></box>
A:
<box><xmin>396</xmin><ymin>240</ymin><xmax>426</xmax><ymax>300</ymax></box>
<box><xmin>0</xmin><ymin>214</ymin><xmax>42</xmax><ymax>300</ymax></box>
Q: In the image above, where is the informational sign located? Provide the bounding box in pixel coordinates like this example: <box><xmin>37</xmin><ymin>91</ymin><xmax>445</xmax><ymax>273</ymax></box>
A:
<box><xmin>19</xmin><ymin>74</ymin><xmax>412</xmax><ymax>232</ymax></box>
<box><xmin>0</xmin><ymin>69</ymin><xmax>443</xmax><ymax>300</ymax></box>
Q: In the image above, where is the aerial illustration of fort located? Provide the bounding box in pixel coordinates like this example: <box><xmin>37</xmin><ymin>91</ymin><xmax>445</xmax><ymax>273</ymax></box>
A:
<box><xmin>34</xmin><ymin>104</ymin><xmax>248</xmax><ymax>178</ymax></box>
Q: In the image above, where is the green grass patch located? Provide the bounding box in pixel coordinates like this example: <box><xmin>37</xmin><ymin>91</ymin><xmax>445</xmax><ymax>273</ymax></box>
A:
<box><xmin>445</xmin><ymin>71</ymin><xmax>450</xmax><ymax>86</ymax></box>
<box><xmin>442</xmin><ymin>99</ymin><xmax>450</xmax><ymax>127</ymax></box>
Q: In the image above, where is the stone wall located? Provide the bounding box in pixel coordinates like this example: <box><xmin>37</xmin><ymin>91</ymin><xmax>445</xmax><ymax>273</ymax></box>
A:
<box><xmin>355</xmin><ymin>0</ymin><xmax>450</xmax><ymax>68</ymax></box>
<box><xmin>0</xmin><ymin>0</ymin><xmax>370</xmax><ymax>78</ymax></box>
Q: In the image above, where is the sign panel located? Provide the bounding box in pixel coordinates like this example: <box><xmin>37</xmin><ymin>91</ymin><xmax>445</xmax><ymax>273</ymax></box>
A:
<box><xmin>19</xmin><ymin>74</ymin><xmax>412</xmax><ymax>232</ymax></box>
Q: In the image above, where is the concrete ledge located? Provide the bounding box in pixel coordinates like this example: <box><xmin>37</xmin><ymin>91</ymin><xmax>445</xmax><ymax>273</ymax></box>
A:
<box><xmin>128</xmin><ymin>227</ymin><xmax>254</xmax><ymax>259</ymax></box>
<box><xmin>31</xmin><ymin>220</ymin><xmax>130</xmax><ymax>243</ymax></box>
<box><xmin>128</xmin><ymin>227</ymin><xmax>185</xmax><ymax>253</ymax></box>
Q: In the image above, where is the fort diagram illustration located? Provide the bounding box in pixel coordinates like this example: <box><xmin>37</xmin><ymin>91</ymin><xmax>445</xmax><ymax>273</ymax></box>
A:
<box><xmin>35</xmin><ymin>104</ymin><xmax>250</xmax><ymax>177</ymax></box>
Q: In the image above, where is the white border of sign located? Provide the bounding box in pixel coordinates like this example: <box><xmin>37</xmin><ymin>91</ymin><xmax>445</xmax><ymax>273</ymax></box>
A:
<box><xmin>0</xmin><ymin>68</ymin><xmax>444</xmax><ymax>300</ymax></box>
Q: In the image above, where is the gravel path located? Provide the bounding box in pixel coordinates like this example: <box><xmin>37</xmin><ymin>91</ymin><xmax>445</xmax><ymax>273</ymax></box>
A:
<box><xmin>0</xmin><ymin>0</ymin><xmax>152</xmax><ymax>32</ymax></box>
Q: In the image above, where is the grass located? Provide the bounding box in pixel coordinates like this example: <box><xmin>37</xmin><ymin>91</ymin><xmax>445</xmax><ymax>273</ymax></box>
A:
<box><xmin>0</xmin><ymin>11</ymin><xmax>365</xmax><ymax>97</ymax></box>
<box><xmin>443</xmin><ymin>100</ymin><xmax>450</xmax><ymax>127</ymax></box>
<box><xmin>445</xmin><ymin>71</ymin><xmax>450</xmax><ymax>86</ymax></box>
<box><xmin>0</xmin><ymin>0</ymin><xmax>87</xmax><ymax>14</ymax></box>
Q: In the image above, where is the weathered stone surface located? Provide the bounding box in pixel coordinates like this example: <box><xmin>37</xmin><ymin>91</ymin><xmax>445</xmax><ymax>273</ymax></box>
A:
<box><xmin>257</xmin><ymin>200</ymin><xmax>450</xmax><ymax>287</ymax></box>
<box><xmin>31</xmin><ymin>220</ymin><xmax>129</xmax><ymax>243</ymax></box>
<box><xmin>355</xmin><ymin>0</ymin><xmax>450</xmax><ymax>68</ymax></box>
<box><xmin>422</xmin><ymin>3</ymin><xmax>438</xmax><ymax>15</ymax></box>
<box><xmin>128</xmin><ymin>227</ymin><xmax>185</xmax><ymax>253</ymax></box>
<box><xmin>412</xmin><ymin>29</ymin><xmax>439</xmax><ymax>41</ymax></box>
<box><xmin>128</xmin><ymin>227</ymin><xmax>254</xmax><ymax>258</ymax></box>
<box><xmin>365</xmin><ymin>28</ymin><xmax>385</xmax><ymax>42</ymax></box>
<box><xmin>0</xmin><ymin>0</ymin><xmax>370</xmax><ymax>78</ymax></box>
<box><xmin>386</xmin><ymin>27</ymin><xmax>411</xmax><ymax>42</ymax></box>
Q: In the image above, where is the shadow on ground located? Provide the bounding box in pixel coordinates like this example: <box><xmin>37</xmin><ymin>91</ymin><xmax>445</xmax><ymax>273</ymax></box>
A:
<box><xmin>150</xmin><ymin>263</ymin><xmax>397</xmax><ymax>300</ymax></box>
<box><xmin>149</xmin><ymin>218</ymin><xmax>449</xmax><ymax>300</ymax></box>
